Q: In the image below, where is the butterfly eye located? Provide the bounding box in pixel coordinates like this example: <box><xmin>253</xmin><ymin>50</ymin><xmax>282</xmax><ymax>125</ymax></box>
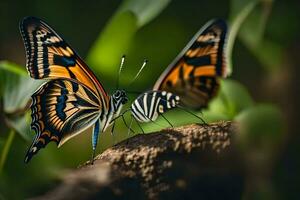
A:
<box><xmin>114</xmin><ymin>91</ymin><xmax>121</xmax><ymax>98</ymax></box>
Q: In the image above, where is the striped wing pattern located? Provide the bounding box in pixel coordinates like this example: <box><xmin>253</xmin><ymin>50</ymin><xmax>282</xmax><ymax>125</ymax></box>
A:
<box><xmin>153</xmin><ymin>19</ymin><xmax>228</xmax><ymax>110</ymax></box>
<box><xmin>25</xmin><ymin>79</ymin><xmax>101</xmax><ymax>163</ymax></box>
<box><xmin>131</xmin><ymin>91</ymin><xmax>180</xmax><ymax>122</ymax></box>
<box><xmin>19</xmin><ymin>16</ymin><xmax>109</xmax><ymax>102</ymax></box>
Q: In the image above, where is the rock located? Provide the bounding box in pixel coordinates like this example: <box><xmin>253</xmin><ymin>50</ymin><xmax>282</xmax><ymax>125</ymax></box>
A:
<box><xmin>31</xmin><ymin>121</ymin><xmax>244</xmax><ymax>200</ymax></box>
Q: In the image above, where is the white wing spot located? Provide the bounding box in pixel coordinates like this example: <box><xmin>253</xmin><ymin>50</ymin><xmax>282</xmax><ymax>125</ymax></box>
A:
<box><xmin>159</xmin><ymin>105</ymin><xmax>164</xmax><ymax>113</ymax></box>
<box><xmin>172</xmin><ymin>99</ymin><xmax>176</xmax><ymax>107</ymax></box>
<box><xmin>167</xmin><ymin>93</ymin><xmax>172</xmax><ymax>100</ymax></box>
<box><xmin>32</xmin><ymin>147</ymin><xmax>37</xmax><ymax>153</ymax></box>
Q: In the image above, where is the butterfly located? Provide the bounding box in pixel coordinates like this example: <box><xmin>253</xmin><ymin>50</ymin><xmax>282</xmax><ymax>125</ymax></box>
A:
<box><xmin>126</xmin><ymin>19</ymin><xmax>228</xmax><ymax>126</ymax></box>
<box><xmin>20</xmin><ymin>16</ymin><xmax>128</xmax><ymax>163</ymax></box>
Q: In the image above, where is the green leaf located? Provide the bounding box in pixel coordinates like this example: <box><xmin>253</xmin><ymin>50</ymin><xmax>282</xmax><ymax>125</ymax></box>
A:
<box><xmin>87</xmin><ymin>0</ymin><xmax>171</xmax><ymax>82</ymax></box>
<box><xmin>230</xmin><ymin>0</ymin><xmax>272</xmax><ymax>41</ymax></box>
<box><xmin>0</xmin><ymin>61</ymin><xmax>42</xmax><ymax>140</ymax></box>
<box><xmin>201</xmin><ymin>110</ymin><xmax>231</xmax><ymax>123</ymax></box>
<box><xmin>227</xmin><ymin>0</ymin><xmax>258</xmax><ymax>75</ymax></box>
<box><xmin>234</xmin><ymin>103</ymin><xmax>284</xmax><ymax>146</ymax></box>
<box><xmin>230</xmin><ymin>0</ymin><xmax>256</xmax><ymax>17</ymax></box>
<box><xmin>229</xmin><ymin>0</ymin><xmax>281</xmax><ymax>73</ymax></box>
<box><xmin>0</xmin><ymin>130</ymin><xmax>15</xmax><ymax>173</ymax></box>
<box><xmin>247</xmin><ymin>38</ymin><xmax>283</xmax><ymax>72</ymax></box>
<box><xmin>0</xmin><ymin>61</ymin><xmax>43</xmax><ymax>114</ymax></box>
<box><xmin>208</xmin><ymin>79</ymin><xmax>254</xmax><ymax>119</ymax></box>
<box><xmin>0</xmin><ymin>61</ymin><xmax>26</xmax><ymax>76</ymax></box>
<box><xmin>87</xmin><ymin>11</ymin><xmax>138</xmax><ymax>80</ymax></box>
<box><xmin>118</xmin><ymin>0</ymin><xmax>171</xmax><ymax>27</ymax></box>
<box><xmin>238</xmin><ymin>1</ymin><xmax>282</xmax><ymax>72</ymax></box>
<box><xmin>4</xmin><ymin>113</ymin><xmax>32</xmax><ymax>141</ymax></box>
<box><xmin>0</xmin><ymin>61</ymin><xmax>26</xmax><ymax>98</ymax></box>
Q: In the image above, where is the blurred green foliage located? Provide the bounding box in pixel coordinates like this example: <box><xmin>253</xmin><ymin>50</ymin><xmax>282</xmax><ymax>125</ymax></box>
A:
<box><xmin>0</xmin><ymin>61</ymin><xmax>42</xmax><ymax>140</ymax></box>
<box><xmin>207</xmin><ymin>79</ymin><xmax>254</xmax><ymax>120</ymax></box>
<box><xmin>0</xmin><ymin>0</ymin><xmax>297</xmax><ymax>199</ymax></box>
<box><xmin>236</xmin><ymin>103</ymin><xmax>283</xmax><ymax>144</ymax></box>
<box><xmin>87</xmin><ymin>0</ymin><xmax>172</xmax><ymax>81</ymax></box>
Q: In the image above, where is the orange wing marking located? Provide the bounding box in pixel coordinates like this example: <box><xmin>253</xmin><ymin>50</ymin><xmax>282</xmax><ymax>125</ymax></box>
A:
<box><xmin>194</xmin><ymin>66</ymin><xmax>216</xmax><ymax>77</ymax></box>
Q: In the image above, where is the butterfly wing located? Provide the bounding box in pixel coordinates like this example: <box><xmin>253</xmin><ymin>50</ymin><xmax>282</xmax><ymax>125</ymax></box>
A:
<box><xmin>25</xmin><ymin>79</ymin><xmax>102</xmax><ymax>163</ymax></box>
<box><xmin>153</xmin><ymin>19</ymin><xmax>228</xmax><ymax>109</ymax></box>
<box><xmin>19</xmin><ymin>16</ymin><xmax>109</xmax><ymax>104</ymax></box>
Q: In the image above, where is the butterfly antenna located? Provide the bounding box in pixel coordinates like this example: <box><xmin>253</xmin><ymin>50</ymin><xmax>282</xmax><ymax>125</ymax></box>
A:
<box><xmin>116</xmin><ymin>55</ymin><xmax>126</xmax><ymax>89</ymax></box>
<box><xmin>128</xmin><ymin>59</ymin><xmax>148</xmax><ymax>87</ymax></box>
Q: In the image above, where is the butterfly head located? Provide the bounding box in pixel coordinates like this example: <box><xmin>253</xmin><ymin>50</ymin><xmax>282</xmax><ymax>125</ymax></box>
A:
<box><xmin>112</xmin><ymin>90</ymin><xmax>128</xmax><ymax>106</ymax></box>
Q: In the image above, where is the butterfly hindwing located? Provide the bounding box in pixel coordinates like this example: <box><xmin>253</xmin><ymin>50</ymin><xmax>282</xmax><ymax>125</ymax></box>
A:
<box><xmin>19</xmin><ymin>16</ymin><xmax>109</xmax><ymax>103</ymax></box>
<box><xmin>153</xmin><ymin>19</ymin><xmax>228</xmax><ymax>109</ymax></box>
<box><xmin>25</xmin><ymin>79</ymin><xmax>101</xmax><ymax>163</ymax></box>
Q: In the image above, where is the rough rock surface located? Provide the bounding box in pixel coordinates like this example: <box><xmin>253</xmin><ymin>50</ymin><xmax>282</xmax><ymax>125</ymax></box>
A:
<box><xmin>32</xmin><ymin>121</ymin><xmax>244</xmax><ymax>200</ymax></box>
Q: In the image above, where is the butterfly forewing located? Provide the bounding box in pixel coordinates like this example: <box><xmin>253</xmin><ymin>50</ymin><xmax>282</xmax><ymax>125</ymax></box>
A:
<box><xmin>25</xmin><ymin>79</ymin><xmax>101</xmax><ymax>163</ymax></box>
<box><xmin>19</xmin><ymin>16</ymin><xmax>109</xmax><ymax>104</ymax></box>
<box><xmin>153</xmin><ymin>19</ymin><xmax>227</xmax><ymax>110</ymax></box>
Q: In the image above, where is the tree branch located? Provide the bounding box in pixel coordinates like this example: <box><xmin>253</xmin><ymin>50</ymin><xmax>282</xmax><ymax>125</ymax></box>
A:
<box><xmin>31</xmin><ymin>121</ymin><xmax>244</xmax><ymax>200</ymax></box>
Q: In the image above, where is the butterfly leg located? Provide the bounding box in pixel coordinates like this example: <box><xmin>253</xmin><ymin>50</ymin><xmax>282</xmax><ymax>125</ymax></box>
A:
<box><xmin>161</xmin><ymin>114</ymin><xmax>173</xmax><ymax>127</ymax></box>
<box><xmin>121</xmin><ymin>115</ymin><xmax>135</xmax><ymax>134</ymax></box>
<box><xmin>126</xmin><ymin>116</ymin><xmax>134</xmax><ymax>145</ymax></box>
<box><xmin>133</xmin><ymin>117</ymin><xmax>145</xmax><ymax>134</ymax></box>
<box><xmin>110</xmin><ymin>122</ymin><xmax>116</xmax><ymax>145</ymax></box>
<box><xmin>127</xmin><ymin>115</ymin><xmax>134</xmax><ymax>138</ymax></box>
<box><xmin>91</xmin><ymin>119</ymin><xmax>100</xmax><ymax>164</ymax></box>
<box><xmin>177</xmin><ymin>105</ymin><xmax>207</xmax><ymax>125</ymax></box>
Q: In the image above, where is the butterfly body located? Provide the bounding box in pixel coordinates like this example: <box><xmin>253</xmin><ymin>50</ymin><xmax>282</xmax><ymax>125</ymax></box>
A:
<box><xmin>20</xmin><ymin>16</ymin><xmax>128</xmax><ymax>163</ymax></box>
<box><xmin>102</xmin><ymin>90</ymin><xmax>128</xmax><ymax>131</ymax></box>
<box><xmin>131</xmin><ymin>91</ymin><xmax>180</xmax><ymax>122</ymax></box>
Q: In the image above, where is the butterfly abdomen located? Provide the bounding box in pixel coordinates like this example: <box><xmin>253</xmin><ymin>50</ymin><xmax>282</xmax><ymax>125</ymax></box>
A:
<box><xmin>131</xmin><ymin>91</ymin><xmax>180</xmax><ymax>122</ymax></box>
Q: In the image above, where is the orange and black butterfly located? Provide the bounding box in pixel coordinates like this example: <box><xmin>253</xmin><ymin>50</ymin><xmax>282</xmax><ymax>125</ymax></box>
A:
<box><xmin>127</xmin><ymin>19</ymin><xmax>228</xmax><ymax>124</ymax></box>
<box><xmin>20</xmin><ymin>17</ymin><xmax>128</xmax><ymax>163</ymax></box>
